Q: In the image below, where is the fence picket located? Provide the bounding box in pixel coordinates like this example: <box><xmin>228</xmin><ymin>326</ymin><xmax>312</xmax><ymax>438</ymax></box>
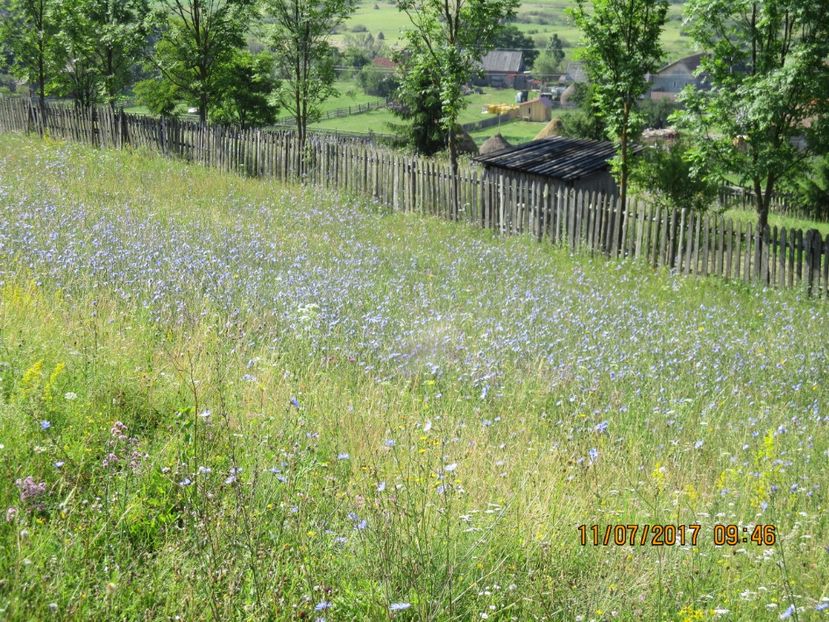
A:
<box><xmin>0</xmin><ymin>96</ymin><xmax>825</xmax><ymax>298</ymax></box>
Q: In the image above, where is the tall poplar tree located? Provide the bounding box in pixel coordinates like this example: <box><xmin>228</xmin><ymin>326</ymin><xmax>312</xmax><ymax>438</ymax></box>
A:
<box><xmin>396</xmin><ymin>0</ymin><xmax>519</xmax><ymax>218</ymax></box>
<box><xmin>571</xmin><ymin>0</ymin><xmax>668</xmax><ymax>212</ymax></box>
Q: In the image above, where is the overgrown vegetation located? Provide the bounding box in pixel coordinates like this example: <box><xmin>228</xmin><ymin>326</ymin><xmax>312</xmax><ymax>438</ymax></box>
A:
<box><xmin>673</xmin><ymin>0</ymin><xmax>829</xmax><ymax>231</ymax></box>
<box><xmin>1</xmin><ymin>134</ymin><xmax>828</xmax><ymax>621</ymax></box>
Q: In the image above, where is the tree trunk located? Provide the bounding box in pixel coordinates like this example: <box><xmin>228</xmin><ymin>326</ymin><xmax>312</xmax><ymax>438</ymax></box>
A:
<box><xmin>199</xmin><ymin>94</ymin><xmax>208</xmax><ymax>125</ymax></box>
<box><xmin>38</xmin><ymin>51</ymin><xmax>46</xmax><ymax>136</ymax></box>
<box><xmin>448</xmin><ymin>129</ymin><xmax>459</xmax><ymax>220</ymax></box>
<box><xmin>754</xmin><ymin>177</ymin><xmax>770</xmax><ymax>232</ymax></box>
<box><xmin>617</xmin><ymin>104</ymin><xmax>631</xmax><ymax>250</ymax></box>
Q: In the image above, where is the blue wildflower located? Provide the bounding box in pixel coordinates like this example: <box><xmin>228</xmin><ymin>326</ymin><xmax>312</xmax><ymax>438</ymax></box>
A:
<box><xmin>390</xmin><ymin>603</ymin><xmax>411</xmax><ymax>612</ymax></box>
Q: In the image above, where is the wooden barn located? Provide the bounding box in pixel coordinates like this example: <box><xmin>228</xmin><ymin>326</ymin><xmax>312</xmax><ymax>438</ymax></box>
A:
<box><xmin>476</xmin><ymin>50</ymin><xmax>526</xmax><ymax>88</ymax></box>
<box><xmin>472</xmin><ymin>136</ymin><xmax>626</xmax><ymax>196</ymax></box>
<box><xmin>511</xmin><ymin>97</ymin><xmax>553</xmax><ymax>122</ymax></box>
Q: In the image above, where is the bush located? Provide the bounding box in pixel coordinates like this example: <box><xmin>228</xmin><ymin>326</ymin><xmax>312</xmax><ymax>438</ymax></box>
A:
<box><xmin>358</xmin><ymin>65</ymin><xmax>399</xmax><ymax>99</ymax></box>
<box><xmin>629</xmin><ymin>139</ymin><xmax>719</xmax><ymax>212</ymax></box>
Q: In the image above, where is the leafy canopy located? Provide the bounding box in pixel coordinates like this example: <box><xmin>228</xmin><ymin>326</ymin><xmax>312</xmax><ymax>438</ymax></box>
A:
<box><xmin>265</xmin><ymin>0</ymin><xmax>356</xmax><ymax>144</ymax></box>
<box><xmin>673</xmin><ymin>0</ymin><xmax>829</xmax><ymax>228</ymax></box>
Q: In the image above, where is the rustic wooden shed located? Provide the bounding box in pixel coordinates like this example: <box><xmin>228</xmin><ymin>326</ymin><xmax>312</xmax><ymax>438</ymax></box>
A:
<box><xmin>472</xmin><ymin>136</ymin><xmax>627</xmax><ymax>196</ymax></box>
<box><xmin>511</xmin><ymin>97</ymin><xmax>552</xmax><ymax>122</ymax></box>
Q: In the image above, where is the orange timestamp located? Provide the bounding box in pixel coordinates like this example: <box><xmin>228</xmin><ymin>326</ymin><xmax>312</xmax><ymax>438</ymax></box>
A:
<box><xmin>577</xmin><ymin>524</ymin><xmax>777</xmax><ymax>546</ymax></box>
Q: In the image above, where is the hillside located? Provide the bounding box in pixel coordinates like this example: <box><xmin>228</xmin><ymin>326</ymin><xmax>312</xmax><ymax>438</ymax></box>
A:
<box><xmin>1</xmin><ymin>134</ymin><xmax>827</xmax><ymax>620</ymax></box>
<box><xmin>335</xmin><ymin>0</ymin><xmax>695</xmax><ymax>60</ymax></box>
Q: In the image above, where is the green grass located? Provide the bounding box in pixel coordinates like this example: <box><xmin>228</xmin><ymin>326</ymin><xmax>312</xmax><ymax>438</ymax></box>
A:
<box><xmin>310</xmin><ymin>86</ymin><xmax>551</xmax><ymax>144</ymax></box>
<box><xmin>316</xmin><ymin>79</ymin><xmax>385</xmax><ymax>114</ymax></box>
<box><xmin>336</xmin><ymin>0</ymin><xmax>696</xmax><ymax>62</ymax></box>
<box><xmin>310</xmin><ymin>107</ymin><xmax>398</xmax><ymax>133</ymax></box>
<box><xmin>468</xmin><ymin>118</ymin><xmax>548</xmax><ymax>145</ymax></box>
<box><xmin>1</xmin><ymin>133</ymin><xmax>828</xmax><ymax>621</ymax></box>
<box><xmin>722</xmin><ymin>208</ymin><xmax>829</xmax><ymax>236</ymax></box>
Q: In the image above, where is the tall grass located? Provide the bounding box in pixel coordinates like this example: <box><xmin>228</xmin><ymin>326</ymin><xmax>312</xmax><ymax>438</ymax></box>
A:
<box><xmin>0</xmin><ymin>134</ymin><xmax>827</xmax><ymax>621</ymax></box>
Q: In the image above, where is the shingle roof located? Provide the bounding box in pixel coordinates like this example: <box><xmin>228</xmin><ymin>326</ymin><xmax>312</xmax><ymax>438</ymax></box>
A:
<box><xmin>481</xmin><ymin>50</ymin><xmax>523</xmax><ymax>74</ymax></box>
<box><xmin>473</xmin><ymin>136</ymin><xmax>627</xmax><ymax>181</ymax></box>
<box><xmin>655</xmin><ymin>53</ymin><xmax>705</xmax><ymax>76</ymax></box>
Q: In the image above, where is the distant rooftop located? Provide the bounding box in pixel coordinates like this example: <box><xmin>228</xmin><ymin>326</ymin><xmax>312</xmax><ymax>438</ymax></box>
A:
<box><xmin>654</xmin><ymin>53</ymin><xmax>706</xmax><ymax>76</ymax></box>
<box><xmin>481</xmin><ymin>50</ymin><xmax>524</xmax><ymax>74</ymax></box>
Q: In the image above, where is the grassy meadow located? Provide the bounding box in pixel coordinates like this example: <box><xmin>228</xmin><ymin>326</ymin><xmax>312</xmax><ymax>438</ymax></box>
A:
<box><xmin>307</xmin><ymin>85</ymin><xmax>550</xmax><ymax>143</ymax></box>
<box><xmin>1</xmin><ymin>133</ymin><xmax>828</xmax><ymax>621</ymax></box>
<box><xmin>335</xmin><ymin>0</ymin><xmax>696</xmax><ymax>61</ymax></box>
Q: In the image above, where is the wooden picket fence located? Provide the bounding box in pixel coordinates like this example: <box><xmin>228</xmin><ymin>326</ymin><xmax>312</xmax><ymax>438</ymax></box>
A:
<box><xmin>718</xmin><ymin>185</ymin><xmax>828</xmax><ymax>223</ymax></box>
<box><xmin>1</xmin><ymin>96</ymin><xmax>827</xmax><ymax>299</ymax></box>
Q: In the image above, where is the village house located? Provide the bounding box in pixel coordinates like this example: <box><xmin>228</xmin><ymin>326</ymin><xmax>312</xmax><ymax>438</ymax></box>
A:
<box><xmin>646</xmin><ymin>53</ymin><xmax>708</xmax><ymax>102</ymax></box>
<box><xmin>476</xmin><ymin>50</ymin><xmax>526</xmax><ymax>89</ymax></box>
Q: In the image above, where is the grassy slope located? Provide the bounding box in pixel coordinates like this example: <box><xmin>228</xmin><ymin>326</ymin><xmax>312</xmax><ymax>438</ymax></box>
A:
<box><xmin>310</xmin><ymin>87</ymin><xmax>553</xmax><ymax>142</ymax></box>
<box><xmin>1</xmin><ymin>134</ymin><xmax>827</xmax><ymax>621</ymax></box>
<box><xmin>324</xmin><ymin>1</ymin><xmax>696</xmax><ymax>143</ymax></box>
<box><xmin>337</xmin><ymin>0</ymin><xmax>694</xmax><ymax>59</ymax></box>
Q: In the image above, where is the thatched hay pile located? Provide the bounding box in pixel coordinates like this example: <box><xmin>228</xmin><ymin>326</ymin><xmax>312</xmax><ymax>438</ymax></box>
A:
<box><xmin>534</xmin><ymin>117</ymin><xmax>564</xmax><ymax>140</ymax></box>
<box><xmin>478</xmin><ymin>133</ymin><xmax>512</xmax><ymax>155</ymax></box>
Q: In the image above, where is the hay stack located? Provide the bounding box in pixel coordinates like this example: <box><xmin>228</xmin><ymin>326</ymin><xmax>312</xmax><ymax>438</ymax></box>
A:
<box><xmin>478</xmin><ymin>133</ymin><xmax>512</xmax><ymax>155</ymax></box>
<box><xmin>534</xmin><ymin>117</ymin><xmax>564</xmax><ymax>140</ymax></box>
<box><xmin>560</xmin><ymin>84</ymin><xmax>578</xmax><ymax>105</ymax></box>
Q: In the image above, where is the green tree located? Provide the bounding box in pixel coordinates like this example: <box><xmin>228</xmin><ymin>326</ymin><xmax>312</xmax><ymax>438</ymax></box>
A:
<box><xmin>0</xmin><ymin>0</ymin><xmax>59</xmax><ymax>122</ymax></box>
<box><xmin>674</xmin><ymin>0</ymin><xmax>829</xmax><ymax>232</ymax></box>
<box><xmin>791</xmin><ymin>156</ymin><xmax>829</xmax><ymax>222</ymax></box>
<box><xmin>558</xmin><ymin>82</ymin><xmax>607</xmax><ymax>140</ymax></box>
<box><xmin>492</xmin><ymin>24</ymin><xmax>537</xmax><ymax>68</ymax></box>
<box><xmin>342</xmin><ymin>31</ymin><xmax>385</xmax><ymax>67</ymax></box>
<box><xmin>546</xmin><ymin>33</ymin><xmax>565</xmax><ymax>68</ymax></box>
<box><xmin>629</xmin><ymin>139</ymin><xmax>719</xmax><ymax>212</ymax></box>
<box><xmin>396</xmin><ymin>0</ymin><xmax>519</xmax><ymax>218</ymax></box>
<box><xmin>357</xmin><ymin>64</ymin><xmax>399</xmax><ymax>98</ymax></box>
<box><xmin>210</xmin><ymin>50</ymin><xmax>279</xmax><ymax>129</ymax></box>
<box><xmin>265</xmin><ymin>0</ymin><xmax>356</xmax><ymax>151</ymax></box>
<box><xmin>145</xmin><ymin>0</ymin><xmax>256</xmax><ymax>124</ymax></box>
<box><xmin>532</xmin><ymin>34</ymin><xmax>566</xmax><ymax>79</ymax></box>
<box><xmin>134</xmin><ymin>75</ymin><xmax>179</xmax><ymax>117</ymax></box>
<box><xmin>90</xmin><ymin>0</ymin><xmax>149</xmax><ymax>107</ymax></box>
<box><xmin>571</xmin><ymin>0</ymin><xmax>668</xmax><ymax>213</ymax></box>
<box><xmin>389</xmin><ymin>44</ymin><xmax>445</xmax><ymax>154</ymax></box>
<box><xmin>27</xmin><ymin>0</ymin><xmax>149</xmax><ymax>109</ymax></box>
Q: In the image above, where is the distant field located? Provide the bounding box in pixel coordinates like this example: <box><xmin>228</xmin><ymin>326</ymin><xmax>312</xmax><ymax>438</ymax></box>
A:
<box><xmin>335</xmin><ymin>0</ymin><xmax>696</xmax><ymax>63</ymax></box>
<box><xmin>310</xmin><ymin>86</ymin><xmax>556</xmax><ymax>144</ymax></box>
